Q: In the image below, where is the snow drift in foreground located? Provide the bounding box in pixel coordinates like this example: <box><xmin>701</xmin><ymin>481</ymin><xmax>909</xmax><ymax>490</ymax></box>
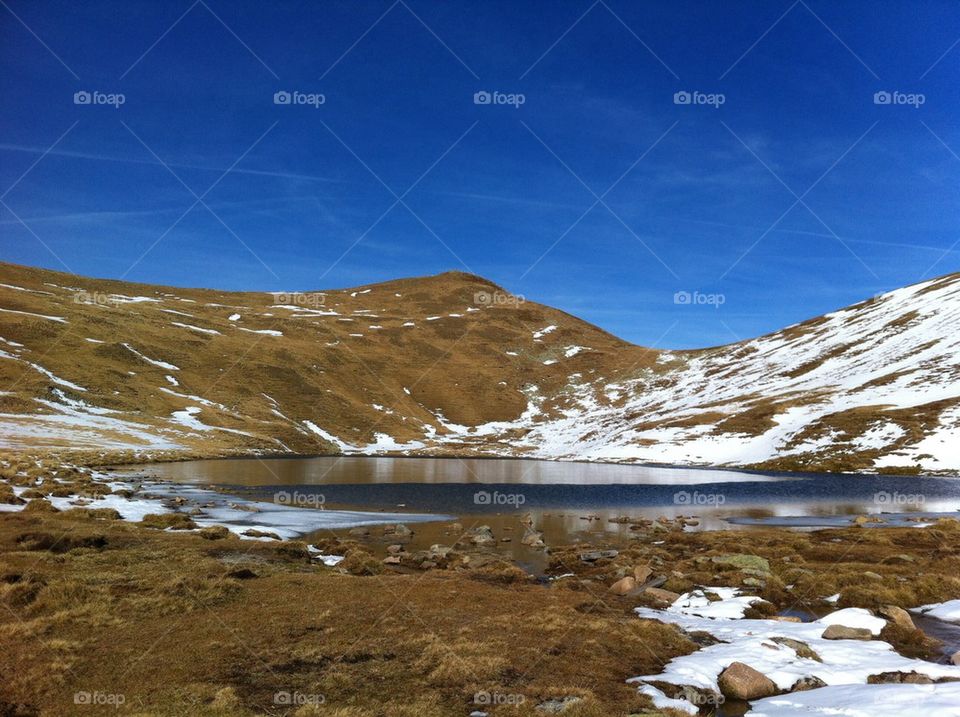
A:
<box><xmin>631</xmin><ymin>587</ymin><xmax>960</xmax><ymax>715</ymax></box>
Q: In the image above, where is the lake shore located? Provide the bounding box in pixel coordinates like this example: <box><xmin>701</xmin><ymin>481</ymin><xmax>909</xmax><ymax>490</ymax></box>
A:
<box><xmin>3</xmin><ymin>451</ymin><xmax>960</xmax><ymax>715</ymax></box>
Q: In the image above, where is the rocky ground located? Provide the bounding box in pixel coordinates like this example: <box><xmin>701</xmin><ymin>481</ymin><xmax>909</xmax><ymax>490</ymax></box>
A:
<box><xmin>3</xmin><ymin>452</ymin><xmax>960</xmax><ymax>715</ymax></box>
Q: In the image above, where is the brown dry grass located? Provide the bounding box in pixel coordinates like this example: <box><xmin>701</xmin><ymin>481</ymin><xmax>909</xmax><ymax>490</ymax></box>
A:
<box><xmin>0</xmin><ymin>508</ymin><xmax>695</xmax><ymax>716</ymax></box>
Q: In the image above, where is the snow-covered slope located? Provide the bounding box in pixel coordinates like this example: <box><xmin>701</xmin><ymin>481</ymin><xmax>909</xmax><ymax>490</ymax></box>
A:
<box><xmin>493</xmin><ymin>273</ymin><xmax>960</xmax><ymax>472</ymax></box>
<box><xmin>1</xmin><ymin>263</ymin><xmax>958</xmax><ymax>473</ymax></box>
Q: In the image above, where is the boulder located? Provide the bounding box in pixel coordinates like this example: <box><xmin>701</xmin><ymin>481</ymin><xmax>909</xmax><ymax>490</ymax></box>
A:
<box><xmin>790</xmin><ymin>676</ymin><xmax>827</xmax><ymax>692</ymax></box>
<box><xmin>521</xmin><ymin>529</ymin><xmax>545</xmax><ymax>547</ymax></box>
<box><xmin>633</xmin><ymin>565</ymin><xmax>653</xmax><ymax>583</ymax></box>
<box><xmin>717</xmin><ymin>662</ymin><xmax>778</xmax><ymax>700</ymax></box>
<box><xmin>951</xmin><ymin>651</ymin><xmax>960</xmax><ymax>666</ymax></box>
<box><xmin>242</xmin><ymin>528</ymin><xmax>281</xmax><ymax>540</ymax></box>
<box><xmin>382</xmin><ymin>555</ymin><xmax>401</xmax><ymax>565</ymax></box>
<box><xmin>609</xmin><ymin>576</ymin><xmax>637</xmax><ymax>596</ymax></box>
<box><xmin>878</xmin><ymin>605</ymin><xmax>915</xmax><ymax>631</ymax></box>
<box><xmin>868</xmin><ymin>672</ymin><xmax>934</xmax><ymax>684</ymax></box>
<box><xmin>644</xmin><ymin>587</ymin><xmax>681</xmax><ymax>604</ymax></box>
<box><xmin>579</xmin><ymin>549</ymin><xmax>618</xmax><ymax>562</ymax></box>
<box><xmin>469</xmin><ymin>526</ymin><xmax>496</xmax><ymax>546</ymax></box>
<box><xmin>771</xmin><ymin>637</ymin><xmax>821</xmax><ymax>662</ymax></box>
<box><xmin>822</xmin><ymin>624</ymin><xmax>873</xmax><ymax>640</ymax></box>
<box><xmin>384</xmin><ymin>523</ymin><xmax>412</xmax><ymax>539</ymax></box>
<box><xmin>348</xmin><ymin>527</ymin><xmax>370</xmax><ymax>537</ymax></box>
<box><xmin>711</xmin><ymin>554</ymin><xmax>771</xmax><ymax>574</ymax></box>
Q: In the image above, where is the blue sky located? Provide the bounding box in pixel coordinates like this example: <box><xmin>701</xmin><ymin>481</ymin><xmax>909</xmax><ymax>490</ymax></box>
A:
<box><xmin>1</xmin><ymin>0</ymin><xmax>957</xmax><ymax>348</ymax></box>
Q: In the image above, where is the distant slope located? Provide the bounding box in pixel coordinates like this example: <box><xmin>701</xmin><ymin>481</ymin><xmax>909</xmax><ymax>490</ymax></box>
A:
<box><xmin>1</xmin><ymin>262</ymin><xmax>958</xmax><ymax>473</ymax></box>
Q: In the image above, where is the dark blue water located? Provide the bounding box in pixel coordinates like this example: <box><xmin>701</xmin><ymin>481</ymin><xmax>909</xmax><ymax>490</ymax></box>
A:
<box><xmin>135</xmin><ymin>456</ymin><xmax>960</xmax><ymax>528</ymax></box>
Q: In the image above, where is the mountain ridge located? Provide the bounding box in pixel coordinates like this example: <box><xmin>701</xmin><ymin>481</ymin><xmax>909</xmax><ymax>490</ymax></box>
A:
<box><xmin>1</xmin><ymin>261</ymin><xmax>957</xmax><ymax>473</ymax></box>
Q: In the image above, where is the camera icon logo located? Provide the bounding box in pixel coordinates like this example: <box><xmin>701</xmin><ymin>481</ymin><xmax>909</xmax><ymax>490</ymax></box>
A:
<box><xmin>474</xmin><ymin>491</ymin><xmax>492</xmax><ymax>505</ymax></box>
<box><xmin>274</xmin><ymin>90</ymin><xmax>292</xmax><ymax>105</ymax></box>
<box><xmin>873</xmin><ymin>91</ymin><xmax>891</xmax><ymax>105</ymax></box>
<box><xmin>473</xmin><ymin>291</ymin><xmax>492</xmax><ymax>306</ymax></box>
<box><xmin>474</xmin><ymin>91</ymin><xmax>492</xmax><ymax>105</ymax></box>
<box><xmin>74</xmin><ymin>91</ymin><xmax>91</xmax><ymax>105</ymax></box>
<box><xmin>673</xmin><ymin>90</ymin><xmax>692</xmax><ymax>105</ymax></box>
<box><xmin>674</xmin><ymin>291</ymin><xmax>691</xmax><ymax>305</ymax></box>
<box><xmin>673</xmin><ymin>490</ymin><xmax>691</xmax><ymax>505</ymax></box>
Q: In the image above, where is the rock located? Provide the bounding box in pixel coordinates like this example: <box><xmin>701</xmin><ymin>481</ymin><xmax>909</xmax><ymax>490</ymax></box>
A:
<box><xmin>868</xmin><ymin>671</ymin><xmax>934</xmax><ymax>684</ymax></box>
<box><xmin>771</xmin><ymin>616</ymin><xmax>802</xmax><ymax>623</ymax></box>
<box><xmin>447</xmin><ymin>522</ymin><xmax>463</xmax><ymax>533</ymax></box>
<box><xmin>419</xmin><ymin>561</ymin><xmax>437</xmax><ymax>570</ymax></box>
<box><xmin>633</xmin><ymin>565</ymin><xmax>653</xmax><ymax>583</ymax></box>
<box><xmin>348</xmin><ymin>527</ymin><xmax>370</xmax><ymax>537</ymax></box>
<box><xmin>878</xmin><ymin>605</ymin><xmax>915</xmax><ymax>631</ymax></box>
<box><xmin>198</xmin><ymin>525</ymin><xmax>230</xmax><ymax>540</ymax></box>
<box><xmin>822</xmin><ymin>625</ymin><xmax>873</xmax><ymax>640</ymax></box>
<box><xmin>644</xmin><ymin>587</ymin><xmax>681</xmax><ymax>604</ymax></box>
<box><xmin>717</xmin><ymin>662</ymin><xmax>778</xmax><ymax>700</ymax></box>
<box><xmin>469</xmin><ymin>526</ymin><xmax>496</xmax><ymax>546</ymax></box>
<box><xmin>520</xmin><ymin>512</ymin><xmax>534</xmax><ymax>527</ymax></box>
<box><xmin>535</xmin><ymin>696</ymin><xmax>583</xmax><ymax>713</ymax></box>
<box><xmin>427</xmin><ymin>544</ymin><xmax>452</xmax><ymax>559</ymax></box>
<box><xmin>579</xmin><ymin>549</ymin><xmax>618</xmax><ymax>562</ymax></box>
<box><xmin>951</xmin><ymin>651</ymin><xmax>960</xmax><ymax>666</ymax></box>
<box><xmin>382</xmin><ymin>555</ymin><xmax>401</xmax><ymax>565</ymax></box>
<box><xmin>711</xmin><ymin>554</ymin><xmax>771</xmax><ymax>575</ymax></box>
<box><xmin>521</xmin><ymin>529</ymin><xmax>545</xmax><ymax>547</ymax></box>
<box><xmin>790</xmin><ymin>676</ymin><xmax>827</xmax><ymax>692</ymax></box>
<box><xmin>242</xmin><ymin>528</ymin><xmax>281</xmax><ymax>540</ymax></box>
<box><xmin>609</xmin><ymin>576</ymin><xmax>637</xmax><ymax>596</ymax></box>
<box><xmin>772</xmin><ymin>637</ymin><xmax>822</xmax><ymax>662</ymax></box>
<box><xmin>742</xmin><ymin>577</ymin><xmax>764</xmax><ymax>588</ymax></box>
<box><xmin>853</xmin><ymin>515</ymin><xmax>869</xmax><ymax>526</ymax></box>
<box><xmin>384</xmin><ymin>523</ymin><xmax>412</xmax><ymax>539</ymax></box>
<box><xmin>386</xmin><ymin>544</ymin><xmax>404</xmax><ymax>554</ymax></box>
<box><xmin>864</xmin><ymin>571</ymin><xmax>883</xmax><ymax>581</ymax></box>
